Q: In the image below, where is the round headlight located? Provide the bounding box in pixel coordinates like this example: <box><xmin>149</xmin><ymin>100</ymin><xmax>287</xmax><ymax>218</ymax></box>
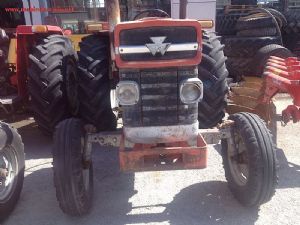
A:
<box><xmin>116</xmin><ymin>81</ymin><xmax>139</xmax><ymax>105</ymax></box>
<box><xmin>180</xmin><ymin>78</ymin><xmax>203</xmax><ymax>104</ymax></box>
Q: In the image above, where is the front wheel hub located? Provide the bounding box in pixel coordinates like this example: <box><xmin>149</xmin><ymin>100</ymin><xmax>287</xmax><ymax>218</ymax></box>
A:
<box><xmin>227</xmin><ymin>133</ymin><xmax>249</xmax><ymax>186</ymax></box>
<box><xmin>0</xmin><ymin>168</ymin><xmax>8</xmax><ymax>191</ymax></box>
<box><xmin>0</xmin><ymin>149</ymin><xmax>17</xmax><ymax>201</ymax></box>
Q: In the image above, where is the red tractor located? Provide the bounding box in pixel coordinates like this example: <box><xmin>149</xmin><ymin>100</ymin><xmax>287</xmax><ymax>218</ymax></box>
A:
<box><xmin>10</xmin><ymin>0</ymin><xmax>277</xmax><ymax>216</ymax></box>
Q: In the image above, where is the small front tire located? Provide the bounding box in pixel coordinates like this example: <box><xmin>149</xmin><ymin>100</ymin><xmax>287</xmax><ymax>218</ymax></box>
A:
<box><xmin>53</xmin><ymin>118</ymin><xmax>93</xmax><ymax>216</ymax></box>
<box><xmin>221</xmin><ymin>112</ymin><xmax>277</xmax><ymax>206</ymax></box>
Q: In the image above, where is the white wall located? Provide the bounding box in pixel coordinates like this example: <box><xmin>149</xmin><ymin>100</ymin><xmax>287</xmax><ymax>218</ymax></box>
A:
<box><xmin>171</xmin><ymin>0</ymin><xmax>216</xmax><ymax>30</ymax></box>
<box><xmin>22</xmin><ymin>0</ymin><xmax>44</xmax><ymax>25</ymax></box>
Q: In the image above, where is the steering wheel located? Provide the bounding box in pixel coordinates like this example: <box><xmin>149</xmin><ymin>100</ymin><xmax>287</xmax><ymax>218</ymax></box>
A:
<box><xmin>133</xmin><ymin>9</ymin><xmax>170</xmax><ymax>20</ymax></box>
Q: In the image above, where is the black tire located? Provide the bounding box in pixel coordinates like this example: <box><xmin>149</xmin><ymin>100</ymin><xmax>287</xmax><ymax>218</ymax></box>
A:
<box><xmin>237</xmin><ymin>27</ymin><xmax>277</xmax><ymax>37</ymax></box>
<box><xmin>77</xmin><ymin>34</ymin><xmax>116</xmax><ymax>131</ymax></box>
<box><xmin>216</xmin><ymin>13</ymin><xmax>247</xmax><ymax>35</ymax></box>
<box><xmin>28</xmin><ymin>35</ymin><xmax>78</xmax><ymax>134</ymax></box>
<box><xmin>226</xmin><ymin>57</ymin><xmax>253</xmax><ymax>81</ymax></box>
<box><xmin>236</xmin><ymin>13</ymin><xmax>276</xmax><ymax>31</ymax></box>
<box><xmin>252</xmin><ymin>44</ymin><xmax>293</xmax><ymax>76</ymax></box>
<box><xmin>283</xmin><ymin>9</ymin><xmax>300</xmax><ymax>35</ymax></box>
<box><xmin>265</xmin><ymin>8</ymin><xmax>287</xmax><ymax>28</ymax></box>
<box><xmin>221</xmin><ymin>112</ymin><xmax>277</xmax><ymax>206</ymax></box>
<box><xmin>231</xmin><ymin>0</ymin><xmax>257</xmax><ymax>5</ymax></box>
<box><xmin>223</xmin><ymin>36</ymin><xmax>282</xmax><ymax>57</ymax></box>
<box><xmin>53</xmin><ymin>118</ymin><xmax>93</xmax><ymax>216</ymax></box>
<box><xmin>198</xmin><ymin>32</ymin><xmax>228</xmax><ymax>128</ymax></box>
<box><xmin>282</xmin><ymin>33</ymin><xmax>300</xmax><ymax>56</ymax></box>
<box><xmin>0</xmin><ymin>122</ymin><xmax>24</xmax><ymax>222</ymax></box>
<box><xmin>293</xmin><ymin>38</ymin><xmax>300</xmax><ymax>56</ymax></box>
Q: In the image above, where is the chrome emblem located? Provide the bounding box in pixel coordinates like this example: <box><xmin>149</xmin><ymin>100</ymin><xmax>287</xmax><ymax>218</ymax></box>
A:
<box><xmin>145</xmin><ymin>36</ymin><xmax>171</xmax><ymax>56</ymax></box>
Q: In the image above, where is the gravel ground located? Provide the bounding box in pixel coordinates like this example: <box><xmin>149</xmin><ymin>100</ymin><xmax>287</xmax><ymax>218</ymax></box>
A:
<box><xmin>2</xmin><ymin>96</ymin><xmax>300</xmax><ymax>225</ymax></box>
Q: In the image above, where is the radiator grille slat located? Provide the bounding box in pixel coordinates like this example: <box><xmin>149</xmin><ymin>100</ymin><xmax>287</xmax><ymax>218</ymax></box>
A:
<box><xmin>140</xmin><ymin>70</ymin><xmax>178</xmax><ymax>126</ymax></box>
<box><xmin>120</xmin><ymin>67</ymin><xmax>198</xmax><ymax>127</ymax></box>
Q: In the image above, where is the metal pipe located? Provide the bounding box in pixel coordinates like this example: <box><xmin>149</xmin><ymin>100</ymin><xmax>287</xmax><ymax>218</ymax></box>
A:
<box><xmin>180</xmin><ymin>0</ymin><xmax>188</xmax><ymax>19</ymax></box>
<box><xmin>106</xmin><ymin>0</ymin><xmax>121</xmax><ymax>32</ymax></box>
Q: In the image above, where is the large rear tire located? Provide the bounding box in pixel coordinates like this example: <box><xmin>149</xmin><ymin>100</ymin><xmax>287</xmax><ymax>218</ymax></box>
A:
<box><xmin>53</xmin><ymin>118</ymin><xmax>93</xmax><ymax>216</ymax></box>
<box><xmin>198</xmin><ymin>32</ymin><xmax>228</xmax><ymax>128</ymax></box>
<box><xmin>77</xmin><ymin>34</ymin><xmax>116</xmax><ymax>131</ymax></box>
<box><xmin>221</xmin><ymin>112</ymin><xmax>277</xmax><ymax>206</ymax></box>
<box><xmin>0</xmin><ymin>122</ymin><xmax>24</xmax><ymax>222</ymax></box>
<box><xmin>28</xmin><ymin>35</ymin><xmax>78</xmax><ymax>134</ymax></box>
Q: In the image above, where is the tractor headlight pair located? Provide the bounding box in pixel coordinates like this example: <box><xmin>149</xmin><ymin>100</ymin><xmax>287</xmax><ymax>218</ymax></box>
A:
<box><xmin>116</xmin><ymin>81</ymin><xmax>139</xmax><ymax>105</ymax></box>
<box><xmin>180</xmin><ymin>78</ymin><xmax>203</xmax><ymax>104</ymax></box>
<box><xmin>116</xmin><ymin>78</ymin><xmax>203</xmax><ymax>106</ymax></box>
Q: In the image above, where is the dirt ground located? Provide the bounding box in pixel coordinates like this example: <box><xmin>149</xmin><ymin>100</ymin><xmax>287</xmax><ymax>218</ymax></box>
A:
<box><xmin>2</xmin><ymin>95</ymin><xmax>300</xmax><ymax>225</ymax></box>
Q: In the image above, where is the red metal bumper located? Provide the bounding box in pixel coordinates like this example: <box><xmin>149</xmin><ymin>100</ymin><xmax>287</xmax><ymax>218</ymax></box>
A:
<box><xmin>119</xmin><ymin>135</ymin><xmax>207</xmax><ymax>172</ymax></box>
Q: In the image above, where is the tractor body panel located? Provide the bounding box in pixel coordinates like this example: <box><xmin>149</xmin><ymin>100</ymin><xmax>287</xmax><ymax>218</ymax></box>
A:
<box><xmin>114</xmin><ymin>18</ymin><xmax>203</xmax><ymax>143</ymax></box>
<box><xmin>114</xmin><ymin>19</ymin><xmax>202</xmax><ymax>69</ymax></box>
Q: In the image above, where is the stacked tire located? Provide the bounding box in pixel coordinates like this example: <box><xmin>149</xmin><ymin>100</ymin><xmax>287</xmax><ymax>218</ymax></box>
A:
<box><xmin>282</xmin><ymin>9</ymin><xmax>300</xmax><ymax>57</ymax></box>
<box><xmin>216</xmin><ymin>11</ymin><xmax>249</xmax><ymax>36</ymax></box>
<box><xmin>231</xmin><ymin>0</ymin><xmax>257</xmax><ymax>4</ymax></box>
<box><xmin>221</xmin><ymin>8</ymin><xmax>291</xmax><ymax>81</ymax></box>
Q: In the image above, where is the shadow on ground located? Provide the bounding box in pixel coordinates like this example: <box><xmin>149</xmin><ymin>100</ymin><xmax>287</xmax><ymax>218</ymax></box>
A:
<box><xmin>214</xmin><ymin>144</ymin><xmax>300</xmax><ymax>189</ymax></box>
<box><xmin>5</xmin><ymin>144</ymin><xmax>260</xmax><ymax>225</ymax></box>
<box><xmin>276</xmin><ymin>148</ymin><xmax>300</xmax><ymax>189</ymax></box>
<box><xmin>125</xmin><ymin>181</ymin><xmax>259</xmax><ymax>225</ymax></box>
<box><xmin>18</xmin><ymin>122</ymin><xmax>52</xmax><ymax>160</ymax></box>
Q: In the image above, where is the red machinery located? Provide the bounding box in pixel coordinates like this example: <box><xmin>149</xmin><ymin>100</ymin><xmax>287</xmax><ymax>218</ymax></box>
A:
<box><xmin>263</xmin><ymin>56</ymin><xmax>300</xmax><ymax>124</ymax></box>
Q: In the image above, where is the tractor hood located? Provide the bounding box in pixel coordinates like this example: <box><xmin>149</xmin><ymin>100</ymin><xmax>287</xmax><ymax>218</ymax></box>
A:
<box><xmin>114</xmin><ymin>18</ymin><xmax>203</xmax><ymax>69</ymax></box>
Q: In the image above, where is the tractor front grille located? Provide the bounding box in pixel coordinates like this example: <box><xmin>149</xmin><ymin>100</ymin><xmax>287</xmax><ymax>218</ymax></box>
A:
<box><xmin>120</xmin><ymin>67</ymin><xmax>198</xmax><ymax>127</ymax></box>
<box><xmin>119</xmin><ymin>26</ymin><xmax>198</xmax><ymax>61</ymax></box>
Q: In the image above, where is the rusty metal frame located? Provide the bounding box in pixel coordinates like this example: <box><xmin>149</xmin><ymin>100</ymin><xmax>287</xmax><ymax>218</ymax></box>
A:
<box><xmin>83</xmin><ymin>125</ymin><xmax>232</xmax><ymax>172</ymax></box>
<box><xmin>119</xmin><ymin>135</ymin><xmax>208</xmax><ymax>172</ymax></box>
